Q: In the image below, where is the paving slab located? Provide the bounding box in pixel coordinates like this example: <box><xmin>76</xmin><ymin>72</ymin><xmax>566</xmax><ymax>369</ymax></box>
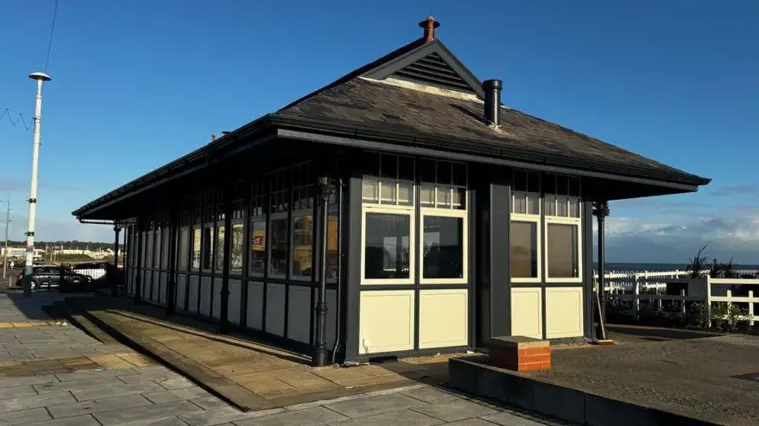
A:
<box><xmin>32</xmin><ymin>415</ymin><xmax>101</xmax><ymax>426</ymax></box>
<box><xmin>326</xmin><ymin>392</ymin><xmax>428</xmax><ymax>418</ymax></box>
<box><xmin>177</xmin><ymin>406</ymin><xmax>286</xmax><ymax>426</ymax></box>
<box><xmin>46</xmin><ymin>393</ymin><xmax>152</xmax><ymax>419</ymax></box>
<box><xmin>325</xmin><ymin>408</ymin><xmax>443</xmax><ymax>426</ymax></box>
<box><xmin>92</xmin><ymin>400</ymin><xmax>202</xmax><ymax>425</ymax></box>
<box><xmin>234</xmin><ymin>405</ymin><xmax>349</xmax><ymax>426</ymax></box>
<box><xmin>411</xmin><ymin>399</ymin><xmax>500</xmax><ymax>422</ymax></box>
<box><xmin>0</xmin><ymin>391</ymin><xmax>77</xmax><ymax>411</ymax></box>
<box><xmin>71</xmin><ymin>381</ymin><xmax>166</xmax><ymax>401</ymax></box>
<box><xmin>0</xmin><ymin>406</ymin><xmax>52</xmax><ymax>425</ymax></box>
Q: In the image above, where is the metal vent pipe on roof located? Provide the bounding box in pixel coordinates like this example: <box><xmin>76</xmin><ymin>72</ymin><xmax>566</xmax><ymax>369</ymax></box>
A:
<box><xmin>482</xmin><ymin>79</ymin><xmax>502</xmax><ymax>127</ymax></box>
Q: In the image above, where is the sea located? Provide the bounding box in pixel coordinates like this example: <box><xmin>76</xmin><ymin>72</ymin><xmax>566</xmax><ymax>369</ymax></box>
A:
<box><xmin>595</xmin><ymin>262</ymin><xmax>759</xmax><ymax>272</ymax></box>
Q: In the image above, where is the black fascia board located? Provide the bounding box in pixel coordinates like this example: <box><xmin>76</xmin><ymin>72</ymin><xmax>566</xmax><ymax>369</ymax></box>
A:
<box><xmin>268</xmin><ymin>113</ymin><xmax>710</xmax><ymax>188</ymax></box>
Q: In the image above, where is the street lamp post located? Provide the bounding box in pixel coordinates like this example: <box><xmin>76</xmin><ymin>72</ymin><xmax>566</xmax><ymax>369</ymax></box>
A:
<box><xmin>1</xmin><ymin>198</ymin><xmax>10</xmax><ymax>280</ymax></box>
<box><xmin>23</xmin><ymin>72</ymin><xmax>51</xmax><ymax>297</ymax></box>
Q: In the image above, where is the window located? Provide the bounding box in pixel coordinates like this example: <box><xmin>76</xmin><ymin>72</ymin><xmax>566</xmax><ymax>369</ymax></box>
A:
<box><xmin>291</xmin><ymin>162</ymin><xmax>314</xmax><ymax>279</ymax></box>
<box><xmin>547</xmin><ymin>223</ymin><xmax>579</xmax><ymax>278</ymax></box>
<box><xmin>161</xmin><ymin>224</ymin><xmax>169</xmax><ymax>269</ymax></box>
<box><xmin>420</xmin><ymin>159</ymin><xmax>467</xmax><ymax>209</ymax></box>
<box><xmin>422</xmin><ymin>215</ymin><xmax>464</xmax><ymax>280</ymax></box>
<box><xmin>202</xmin><ymin>226</ymin><xmax>214</xmax><ymax>271</ymax></box>
<box><xmin>269</xmin><ymin>216</ymin><xmax>288</xmax><ymax>277</ymax></box>
<box><xmin>215</xmin><ymin>223</ymin><xmax>225</xmax><ymax>271</ymax></box>
<box><xmin>544</xmin><ymin>174</ymin><xmax>582</xmax><ymax>282</ymax></box>
<box><xmin>361</xmin><ymin>153</ymin><xmax>416</xmax><ymax>284</ymax></box>
<box><xmin>230</xmin><ymin>223</ymin><xmax>244</xmax><ymax>274</ymax></box>
<box><xmin>364</xmin><ymin>212</ymin><xmax>411</xmax><ymax>280</ymax></box>
<box><xmin>250</xmin><ymin>180</ymin><xmax>267</xmax><ymax>276</ymax></box>
<box><xmin>191</xmin><ymin>228</ymin><xmax>201</xmax><ymax>270</ymax></box>
<box><xmin>510</xmin><ymin>170</ymin><xmax>541</xmax><ymax>282</ymax></box>
<box><xmin>362</xmin><ymin>153</ymin><xmax>414</xmax><ymax>206</ymax></box>
<box><xmin>326</xmin><ymin>201</ymin><xmax>339</xmax><ymax>283</ymax></box>
<box><xmin>146</xmin><ymin>228</ymin><xmax>154</xmax><ymax>268</ymax></box>
<box><xmin>510</xmin><ymin>221</ymin><xmax>538</xmax><ymax>278</ymax></box>
<box><xmin>178</xmin><ymin>227</ymin><xmax>189</xmax><ymax>270</ymax></box>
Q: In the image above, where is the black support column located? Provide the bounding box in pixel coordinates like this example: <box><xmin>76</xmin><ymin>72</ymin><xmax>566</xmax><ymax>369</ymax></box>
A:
<box><xmin>592</xmin><ymin>200</ymin><xmax>610</xmax><ymax>340</ymax></box>
<box><xmin>112</xmin><ymin>225</ymin><xmax>121</xmax><ymax>297</ymax></box>
<box><xmin>313</xmin><ymin>176</ymin><xmax>335</xmax><ymax>367</ymax></box>
<box><xmin>134</xmin><ymin>220</ymin><xmax>143</xmax><ymax>304</ymax></box>
<box><xmin>219</xmin><ymin>187</ymin><xmax>232</xmax><ymax>334</ymax></box>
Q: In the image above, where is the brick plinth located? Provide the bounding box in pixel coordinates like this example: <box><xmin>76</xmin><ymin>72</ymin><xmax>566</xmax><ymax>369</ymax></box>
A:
<box><xmin>488</xmin><ymin>336</ymin><xmax>551</xmax><ymax>372</ymax></box>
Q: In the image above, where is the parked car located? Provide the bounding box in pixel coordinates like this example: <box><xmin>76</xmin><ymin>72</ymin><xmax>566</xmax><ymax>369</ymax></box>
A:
<box><xmin>70</xmin><ymin>262</ymin><xmax>108</xmax><ymax>281</ymax></box>
<box><xmin>16</xmin><ymin>266</ymin><xmax>92</xmax><ymax>290</ymax></box>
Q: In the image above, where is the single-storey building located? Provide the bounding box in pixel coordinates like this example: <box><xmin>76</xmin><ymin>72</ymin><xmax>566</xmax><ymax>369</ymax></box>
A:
<box><xmin>73</xmin><ymin>17</ymin><xmax>710</xmax><ymax>365</ymax></box>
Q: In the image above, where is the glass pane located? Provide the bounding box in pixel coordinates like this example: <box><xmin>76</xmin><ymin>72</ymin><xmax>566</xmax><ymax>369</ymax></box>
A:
<box><xmin>569</xmin><ymin>198</ymin><xmax>580</xmax><ymax>218</ymax></box>
<box><xmin>512</xmin><ymin>192</ymin><xmax>526</xmax><ymax>214</ymax></box>
<box><xmin>420</xmin><ymin>159</ymin><xmax>436</xmax><ymax>183</ymax></box>
<box><xmin>380</xmin><ymin>181</ymin><xmax>396</xmax><ymax>203</ymax></box>
<box><xmin>544</xmin><ymin>195</ymin><xmax>556</xmax><ymax>216</ymax></box>
<box><xmin>452</xmin><ymin>163</ymin><xmax>467</xmax><ymax>186</ymax></box>
<box><xmin>510</xmin><ymin>221</ymin><xmax>538</xmax><ymax>278</ymax></box>
<box><xmin>292</xmin><ymin>214</ymin><xmax>313</xmax><ymax>278</ymax></box>
<box><xmin>436</xmin><ymin>185</ymin><xmax>451</xmax><ymax>207</ymax></box>
<box><xmin>362</xmin><ymin>177</ymin><xmax>379</xmax><ymax>203</ymax></box>
<box><xmin>215</xmin><ymin>225</ymin><xmax>225</xmax><ymax>271</ymax></box>
<box><xmin>398</xmin><ymin>181</ymin><xmax>413</xmax><ymax>206</ymax></box>
<box><xmin>398</xmin><ymin>156</ymin><xmax>415</xmax><ymax>181</ymax></box>
<box><xmin>192</xmin><ymin>228</ymin><xmax>201</xmax><ymax>270</ymax></box>
<box><xmin>423</xmin><ymin>216</ymin><xmax>463</xmax><ymax>279</ymax></box>
<box><xmin>526</xmin><ymin>192</ymin><xmax>539</xmax><ymax>215</ymax></box>
<box><xmin>178</xmin><ymin>228</ymin><xmax>189</xmax><ymax>270</ymax></box>
<box><xmin>146</xmin><ymin>231</ymin><xmax>153</xmax><ymax>267</ymax></box>
<box><xmin>250</xmin><ymin>221</ymin><xmax>266</xmax><ymax>275</ymax></box>
<box><xmin>420</xmin><ymin>184</ymin><xmax>435</xmax><ymax>207</ymax></box>
<box><xmin>154</xmin><ymin>229</ymin><xmax>161</xmax><ymax>266</ymax></box>
<box><xmin>548</xmin><ymin>223</ymin><xmax>579</xmax><ymax>278</ymax></box>
<box><xmin>381</xmin><ymin>154</ymin><xmax>398</xmax><ymax>180</ymax></box>
<box><xmin>202</xmin><ymin>227</ymin><xmax>214</xmax><ymax>270</ymax></box>
<box><xmin>543</xmin><ymin>174</ymin><xmax>556</xmax><ymax>195</ymax></box>
<box><xmin>327</xmin><ymin>211</ymin><xmax>339</xmax><ymax>282</ymax></box>
<box><xmin>437</xmin><ymin>161</ymin><xmax>452</xmax><ymax>185</ymax></box>
<box><xmin>452</xmin><ymin>187</ymin><xmax>466</xmax><ymax>209</ymax></box>
<box><xmin>527</xmin><ymin>171</ymin><xmax>540</xmax><ymax>193</ymax></box>
<box><xmin>557</xmin><ymin>195</ymin><xmax>568</xmax><ymax>217</ymax></box>
<box><xmin>513</xmin><ymin>171</ymin><xmax>526</xmax><ymax>192</ymax></box>
<box><xmin>270</xmin><ymin>218</ymin><xmax>288</xmax><ymax>276</ymax></box>
<box><xmin>362</xmin><ymin>151</ymin><xmax>379</xmax><ymax>176</ymax></box>
<box><xmin>364</xmin><ymin>213</ymin><xmax>410</xmax><ymax>279</ymax></box>
<box><xmin>569</xmin><ymin>177</ymin><xmax>581</xmax><ymax>197</ymax></box>
<box><xmin>230</xmin><ymin>223</ymin><xmax>244</xmax><ymax>273</ymax></box>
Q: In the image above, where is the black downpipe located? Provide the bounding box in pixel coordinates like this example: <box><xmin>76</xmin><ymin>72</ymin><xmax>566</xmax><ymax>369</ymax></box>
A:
<box><xmin>482</xmin><ymin>79</ymin><xmax>502</xmax><ymax>127</ymax></box>
<box><xmin>331</xmin><ymin>178</ymin><xmax>343</xmax><ymax>364</ymax></box>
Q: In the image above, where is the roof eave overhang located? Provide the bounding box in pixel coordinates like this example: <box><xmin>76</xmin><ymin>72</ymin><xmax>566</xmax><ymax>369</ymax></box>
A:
<box><xmin>271</xmin><ymin>115</ymin><xmax>708</xmax><ymax>195</ymax></box>
<box><xmin>72</xmin><ymin>114</ymin><xmax>277</xmax><ymax>219</ymax></box>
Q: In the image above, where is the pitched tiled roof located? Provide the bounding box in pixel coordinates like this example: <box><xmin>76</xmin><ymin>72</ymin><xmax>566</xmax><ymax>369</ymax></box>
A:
<box><xmin>277</xmin><ymin>77</ymin><xmax>708</xmax><ymax>185</ymax></box>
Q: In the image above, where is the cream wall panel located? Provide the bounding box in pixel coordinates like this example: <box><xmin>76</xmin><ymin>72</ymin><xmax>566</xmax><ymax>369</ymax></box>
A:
<box><xmin>199</xmin><ymin>276</ymin><xmax>213</xmax><ymax>316</ymax></box>
<box><xmin>228</xmin><ymin>279</ymin><xmax>242</xmax><ymax>325</ymax></box>
<box><xmin>143</xmin><ymin>270</ymin><xmax>153</xmax><ymax>301</ymax></box>
<box><xmin>212</xmin><ymin>280</ymin><xmax>222</xmax><ymax>319</ymax></box>
<box><xmin>287</xmin><ymin>286</ymin><xmax>312</xmax><ymax>344</ymax></box>
<box><xmin>546</xmin><ymin>287</ymin><xmax>584</xmax><ymax>339</ymax></box>
<box><xmin>359</xmin><ymin>290</ymin><xmax>414</xmax><ymax>354</ymax></box>
<box><xmin>312</xmin><ymin>289</ymin><xmax>337</xmax><ymax>350</ymax></box>
<box><xmin>419</xmin><ymin>289</ymin><xmax>468</xmax><ymax>349</ymax></box>
<box><xmin>511</xmin><ymin>287</ymin><xmax>543</xmax><ymax>339</ymax></box>
<box><xmin>246</xmin><ymin>282</ymin><xmax>264</xmax><ymax>330</ymax></box>
<box><xmin>265</xmin><ymin>283</ymin><xmax>286</xmax><ymax>337</ymax></box>
<box><xmin>158</xmin><ymin>272</ymin><xmax>167</xmax><ymax>306</ymax></box>
<box><xmin>176</xmin><ymin>274</ymin><xmax>187</xmax><ymax>311</ymax></box>
<box><xmin>187</xmin><ymin>275</ymin><xmax>199</xmax><ymax>313</ymax></box>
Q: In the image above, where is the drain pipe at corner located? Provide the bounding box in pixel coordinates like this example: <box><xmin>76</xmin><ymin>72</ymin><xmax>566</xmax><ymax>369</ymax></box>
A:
<box><xmin>331</xmin><ymin>178</ymin><xmax>343</xmax><ymax>364</ymax></box>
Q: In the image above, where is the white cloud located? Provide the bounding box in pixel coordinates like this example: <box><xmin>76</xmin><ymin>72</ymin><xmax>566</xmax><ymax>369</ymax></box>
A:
<box><xmin>597</xmin><ymin>208</ymin><xmax>759</xmax><ymax>264</ymax></box>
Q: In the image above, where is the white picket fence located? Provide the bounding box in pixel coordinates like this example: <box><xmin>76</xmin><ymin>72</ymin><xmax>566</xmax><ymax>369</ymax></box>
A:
<box><xmin>604</xmin><ymin>274</ymin><xmax>759</xmax><ymax>326</ymax></box>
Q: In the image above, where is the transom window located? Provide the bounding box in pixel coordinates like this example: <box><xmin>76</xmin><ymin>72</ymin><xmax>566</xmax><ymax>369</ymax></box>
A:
<box><xmin>420</xmin><ymin>159</ymin><xmax>466</xmax><ymax>209</ymax></box>
<box><xmin>362</xmin><ymin>152</ymin><xmax>414</xmax><ymax>206</ymax></box>
<box><xmin>269</xmin><ymin>170</ymin><xmax>289</xmax><ymax>278</ymax></box>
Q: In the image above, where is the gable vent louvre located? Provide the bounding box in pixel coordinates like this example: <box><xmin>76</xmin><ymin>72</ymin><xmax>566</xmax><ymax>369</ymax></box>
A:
<box><xmin>482</xmin><ymin>79</ymin><xmax>502</xmax><ymax>127</ymax></box>
<box><xmin>393</xmin><ymin>53</ymin><xmax>473</xmax><ymax>93</ymax></box>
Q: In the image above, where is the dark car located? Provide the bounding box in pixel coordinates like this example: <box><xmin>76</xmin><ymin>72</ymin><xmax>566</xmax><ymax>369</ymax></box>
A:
<box><xmin>16</xmin><ymin>266</ymin><xmax>92</xmax><ymax>290</ymax></box>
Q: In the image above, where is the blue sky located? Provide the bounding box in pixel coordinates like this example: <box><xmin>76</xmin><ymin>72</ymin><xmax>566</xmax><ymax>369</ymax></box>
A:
<box><xmin>0</xmin><ymin>0</ymin><xmax>757</xmax><ymax>263</ymax></box>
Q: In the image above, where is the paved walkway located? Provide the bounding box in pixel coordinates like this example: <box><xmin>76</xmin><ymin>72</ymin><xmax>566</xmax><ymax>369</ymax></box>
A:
<box><xmin>0</xmin><ymin>294</ymin><xmax>565</xmax><ymax>425</ymax></box>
